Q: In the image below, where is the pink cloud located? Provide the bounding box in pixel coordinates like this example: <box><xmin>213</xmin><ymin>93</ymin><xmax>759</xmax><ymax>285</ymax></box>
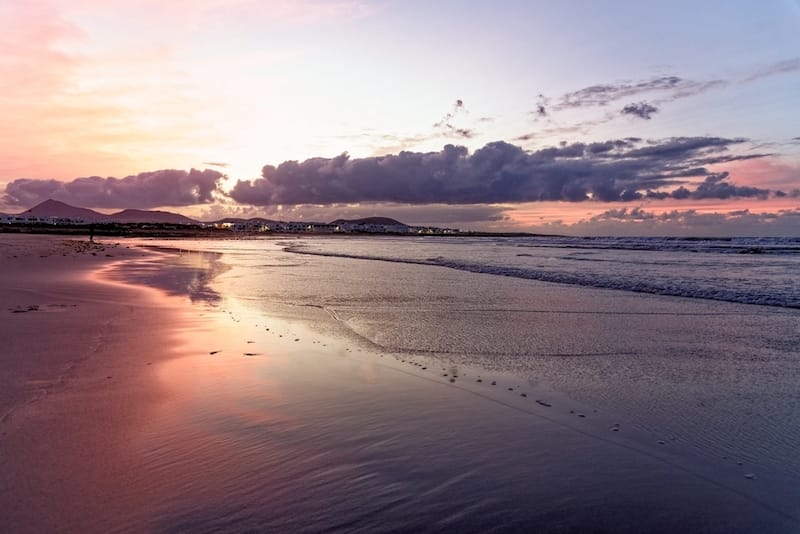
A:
<box><xmin>0</xmin><ymin>0</ymin><xmax>377</xmax><ymax>183</ymax></box>
<box><xmin>717</xmin><ymin>156</ymin><xmax>800</xmax><ymax>193</ymax></box>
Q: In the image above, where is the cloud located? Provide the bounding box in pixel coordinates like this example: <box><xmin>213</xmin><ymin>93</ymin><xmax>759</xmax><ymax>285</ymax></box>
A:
<box><xmin>229</xmin><ymin>137</ymin><xmax>776</xmax><ymax>206</ymax></box>
<box><xmin>520</xmin><ymin>73</ymin><xmax>730</xmax><ymax>139</ymax></box>
<box><xmin>534</xmin><ymin>207</ymin><xmax>800</xmax><ymax>237</ymax></box>
<box><xmin>433</xmin><ymin>99</ymin><xmax>475</xmax><ymax>139</ymax></box>
<box><xmin>530</xmin><ymin>93</ymin><xmax>549</xmax><ymax>119</ymax></box>
<box><xmin>742</xmin><ymin>58</ymin><xmax>800</xmax><ymax>82</ymax></box>
<box><xmin>687</xmin><ymin>172</ymin><xmax>770</xmax><ymax>199</ymax></box>
<box><xmin>551</xmin><ymin>58</ymin><xmax>797</xmax><ymax>118</ymax></box>
<box><xmin>345</xmin><ymin>99</ymin><xmax>480</xmax><ymax>155</ymax></box>
<box><xmin>621</xmin><ymin>101</ymin><xmax>659</xmax><ymax>120</ymax></box>
<box><xmin>558</xmin><ymin>76</ymin><xmax>723</xmax><ymax>108</ymax></box>
<box><xmin>202</xmin><ymin>161</ymin><xmax>230</xmax><ymax>168</ymax></box>
<box><xmin>3</xmin><ymin>169</ymin><xmax>226</xmax><ymax>209</ymax></box>
<box><xmin>774</xmin><ymin>188</ymin><xmax>800</xmax><ymax>198</ymax></box>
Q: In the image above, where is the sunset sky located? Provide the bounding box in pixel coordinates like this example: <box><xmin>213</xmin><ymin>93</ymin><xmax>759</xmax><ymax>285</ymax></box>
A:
<box><xmin>1</xmin><ymin>0</ymin><xmax>799</xmax><ymax>235</ymax></box>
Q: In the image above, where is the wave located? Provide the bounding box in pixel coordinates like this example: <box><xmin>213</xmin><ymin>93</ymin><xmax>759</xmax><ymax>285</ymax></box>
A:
<box><xmin>508</xmin><ymin>236</ymin><xmax>800</xmax><ymax>255</ymax></box>
<box><xmin>284</xmin><ymin>245</ymin><xmax>800</xmax><ymax>309</ymax></box>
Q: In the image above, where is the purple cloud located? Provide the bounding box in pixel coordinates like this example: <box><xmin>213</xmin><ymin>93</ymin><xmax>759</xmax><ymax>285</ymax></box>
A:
<box><xmin>3</xmin><ymin>168</ymin><xmax>226</xmax><ymax>209</ymax></box>
<box><xmin>433</xmin><ymin>99</ymin><xmax>475</xmax><ymax>139</ymax></box>
<box><xmin>230</xmin><ymin>137</ymin><xmax>774</xmax><ymax>206</ymax></box>
<box><xmin>621</xmin><ymin>102</ymin><xmax>659</xmax><ymax>120</ymax></box>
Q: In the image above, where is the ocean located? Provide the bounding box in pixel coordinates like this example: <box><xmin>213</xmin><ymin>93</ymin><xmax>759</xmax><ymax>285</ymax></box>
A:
<box><xmin>112</xmin><ymin>234</ymin><xmax>800</xmax><ymax>532</ymax></box>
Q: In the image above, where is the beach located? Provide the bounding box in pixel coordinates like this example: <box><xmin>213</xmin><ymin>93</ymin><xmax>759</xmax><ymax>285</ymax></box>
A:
<box><xmin>1</xmin><ymin>234</ymin><xmax>798</xmax><ymax>533</ymax></box>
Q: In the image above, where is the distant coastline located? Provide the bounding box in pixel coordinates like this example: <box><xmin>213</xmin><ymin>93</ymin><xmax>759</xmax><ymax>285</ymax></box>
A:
<box><xmin>1</xmin><ymin>199</ymin><xmax>466</xmax><ymax>237</ymax></box>
<box><xmin>0</xmin><ymin>220</ymin><xmax>557</xmax><ymax>239</ymax></box>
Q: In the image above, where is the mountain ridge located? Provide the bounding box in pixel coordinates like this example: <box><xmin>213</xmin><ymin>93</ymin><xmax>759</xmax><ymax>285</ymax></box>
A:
<box><xmin>8</xmin><ymin>200</ymin><xmax>411</xmax><ymax>226</ymax></box>
<box><xmin>15</xmin><ymin>199</ymin><xmax>201</xmax><ymax>224</ymax></box>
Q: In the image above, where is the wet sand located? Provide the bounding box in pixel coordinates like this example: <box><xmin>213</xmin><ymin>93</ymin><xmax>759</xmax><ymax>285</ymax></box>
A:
<box><xmin>0</xmin><ymin>235</ymin><xmax>197</xmax><ymax>531</ymax></box>
<box><xmin>1</xmin><ymin>234</ymin><xmax>798</xmax><ymax>533</ymax></box>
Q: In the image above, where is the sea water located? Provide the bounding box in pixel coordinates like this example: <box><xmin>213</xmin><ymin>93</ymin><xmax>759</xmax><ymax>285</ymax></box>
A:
<box><xmin>116</xmin><ymin>234</ymin><xmax>800</xmax><ymax>532</ymax></box>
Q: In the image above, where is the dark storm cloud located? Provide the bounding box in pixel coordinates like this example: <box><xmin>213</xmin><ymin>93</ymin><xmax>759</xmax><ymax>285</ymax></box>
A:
<box><xmin>229</xmin><ymin>137</ymin><xmax>775</xmax><ymax>206</ymax></box>
<box><xmin>621</xmin><ymin>101</ymin><xmax>659</xmax><ymax>120</ymax></box>
<box><xmin>3</xmin><ymin>168</ymin><xmax>226</xmax><ymax>208</ymax></box>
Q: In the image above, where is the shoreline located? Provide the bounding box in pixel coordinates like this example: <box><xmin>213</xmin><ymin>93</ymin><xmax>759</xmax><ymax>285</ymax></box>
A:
<box><xmin>2</xmin><ymin>234</ymin><xmax>798</xmax><ymax>532</ymax></box>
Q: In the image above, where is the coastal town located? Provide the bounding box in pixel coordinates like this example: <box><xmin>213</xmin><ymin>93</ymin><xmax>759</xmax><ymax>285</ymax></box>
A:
<box><xmin>0</xmin><ymin>200</ymin><xmax>461</xmax><ymax>235</ymax></box>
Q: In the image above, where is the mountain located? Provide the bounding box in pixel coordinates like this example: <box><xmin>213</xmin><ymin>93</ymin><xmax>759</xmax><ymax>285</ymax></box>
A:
<box><xmin>17</xmin><ymin>199</ymin><xmax>198</xmax><ymax>224</ymax></box>
<box><xmin>107</xmin><ymin>209</ymin><xmax>199</xmax><ymax>224</ymax></box>
<box><xmin>21</xmin><ymin>199</ymin><xmax>106</xmax><ymax>221</ymax></box>
<box><xmin>330</xmin><ymin>216</ymin><xmax>405</xmax><ymax>226</ymax></box>
<box><xmin>13</xmin><ymin>200</ymin><xmax>410</xmax><ymax>228</ymax></box>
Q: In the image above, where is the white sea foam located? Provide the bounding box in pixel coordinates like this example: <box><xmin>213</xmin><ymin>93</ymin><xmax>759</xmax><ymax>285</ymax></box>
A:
<box><xmin>283</xmin><ymin>235</ymin><xmax>800</xmax><ymax>308</ymax></box>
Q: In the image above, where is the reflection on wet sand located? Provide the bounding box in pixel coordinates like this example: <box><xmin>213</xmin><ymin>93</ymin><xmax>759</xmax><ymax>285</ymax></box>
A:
<box><xmin>88</xmin><ymin>237</ymin><xmax>800</xmax><ymax>533</ymax></box>
<box><xmin>126</xmin><ymin>296</ymin><xmax>799</xmax><ymax>533</ymax></box>
<box><xmin>105</xmin><ymin>247</ymin><xmax>228</xmax><ymax>305</ymax></box>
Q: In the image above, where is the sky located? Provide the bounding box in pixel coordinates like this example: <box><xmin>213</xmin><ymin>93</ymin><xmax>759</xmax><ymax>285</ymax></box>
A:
<box><xmin>1</xmin><ymin>0</ymin><xmax>799</xmax><ymax>236</ymax></box>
